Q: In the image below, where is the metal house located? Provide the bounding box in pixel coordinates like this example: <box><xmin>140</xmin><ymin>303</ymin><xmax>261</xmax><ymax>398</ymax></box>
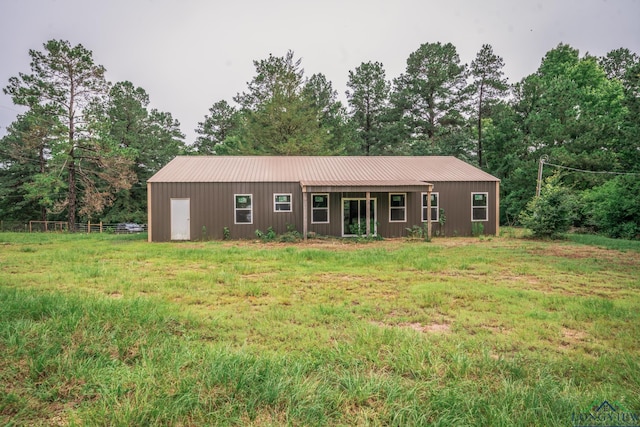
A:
<box><xmin>146</xmin><ymin>156</ymin><xmax>500</xmax><ymax>242</ymax></box>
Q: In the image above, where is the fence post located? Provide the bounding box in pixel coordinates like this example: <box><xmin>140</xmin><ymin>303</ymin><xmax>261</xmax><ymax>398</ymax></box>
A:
<box><xmin>100</xmin><ymin>221</ymin><xmax>103</xmax><ymax>233</ymax></box>
<box><xmin>88</xmin><ymin>221</ymin><xmax>91</xmax><ymax>234</ymax></box>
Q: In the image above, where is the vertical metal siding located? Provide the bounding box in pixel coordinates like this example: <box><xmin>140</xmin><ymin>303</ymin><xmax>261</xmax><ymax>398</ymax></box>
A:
<box><xmin>431</xmin><ymin>181</ymin><xmax>497</xmax><ymax>236</ymax></box>
<box><xmin>149</xmin><ymin>180</ymin><xmax>498</xmax><ymax>241</ymax></box>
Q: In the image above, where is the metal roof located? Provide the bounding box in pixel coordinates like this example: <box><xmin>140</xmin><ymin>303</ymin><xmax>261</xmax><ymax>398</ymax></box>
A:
<box><xmin>148</xmin><ymin>156</ymin><xmax>499</xmax><ymax>183</ymax></box>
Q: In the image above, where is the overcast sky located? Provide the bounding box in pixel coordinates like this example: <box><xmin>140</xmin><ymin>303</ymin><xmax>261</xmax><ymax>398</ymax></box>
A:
<box><xmin>1</xmin><ymin>0</ymin><xmax>639</xmax><ymax>143</ymax></box>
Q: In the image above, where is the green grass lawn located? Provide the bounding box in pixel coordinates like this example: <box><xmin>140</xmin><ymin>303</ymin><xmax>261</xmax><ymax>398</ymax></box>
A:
<box><xmin>0</xmin><ymin>231</ymin><xmax>639</xmax><ymax>426</ymax></box>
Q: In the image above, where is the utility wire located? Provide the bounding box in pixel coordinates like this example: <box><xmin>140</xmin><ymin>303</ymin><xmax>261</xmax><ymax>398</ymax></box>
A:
<box><xmin>544</xmin><ymin>161</ymin><xmax>640</xmax><ymax>176</ymax></box>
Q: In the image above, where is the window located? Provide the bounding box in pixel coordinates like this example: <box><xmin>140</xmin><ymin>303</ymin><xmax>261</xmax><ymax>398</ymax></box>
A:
<box><xmin>234</xmin><ymin>194</ymin><xmax>252</xmax><ymax>224</ymax></box>
<box><xmin>472</xmin><ymin>192</ymin><xmax>488</xmax><ymax>221</ymax></box>
<box><xmin>422</xmin><ymin>192</ymin><xmax>439</xmax><ymax>222</ymax></box>
<box><xmin>311</xmin><ymin>194</ymin><xmax>329</xmax><ymax>223</ymax></box>
<box><xmin>274</xmin><ymin>193</ymin><xmax>292</xmax><ymax>212</ymax></box>
<box><xmin>389</xmin><ymin>193</ymin><xmax>406</xmax><ymax>222</ymax></box>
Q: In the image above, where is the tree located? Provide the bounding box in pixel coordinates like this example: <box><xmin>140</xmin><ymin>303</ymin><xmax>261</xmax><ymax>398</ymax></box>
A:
<box><xmin>3</xmin><ymin>40</ymin><xmax>134</xmax><ymax>229</ymax></box>
<box><xmin>618</xmin><ymin>60</ymin><xmax>640</xmax><ymax>171</ymax></box>
<box><xmin>0</xmin><ymin>108</ymin><xmax>57</xmax><ymax>221</ymax></box>
<box><xmin>194</xmin><ymin>100</ymin><xmax>238</xmax><ymax>154</ymax></box>
<box><xmin>303</xmin><ymin>73</ymin><xmax>356</xmax><ymax>154</ymax></box>
<box><xmin>469</xmin><ymin>44</ymin><xmax>508</xmax><ymax>168</ymax></box>
<box><xmin>345</xmin><ymin>61</ymin><xmax>390</xmax><ymax>155</ymax></box>
<box><xmin>98</xmin><ymin>82</ymin><xmax>185</xmax><ymax>222</ymax></box>
<box><xmin>581</xmin><ymin>175</ymin><xmax>640</xmax><ymax>239</ymax></box>
<box><xmin>231</xmin><ymin>51</ymin><xmax>334</xmax><ymax>155</ymax></box>
<box><xmin>390</xmin><ymin>42</ymin><xmax>470</xmax><ymax>156</ymax></box>
<box><xmin>599</xmin><ymin>48</ymin><xmax>639</xmax><ymax>86</ymax></box>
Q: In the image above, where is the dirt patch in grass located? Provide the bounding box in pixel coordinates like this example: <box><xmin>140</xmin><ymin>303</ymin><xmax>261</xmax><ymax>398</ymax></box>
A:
<box><xmin>371</xmin><ymin>320</ymin><xmax>451</xmax><ymax>334</ymax></box>
<box><xmin>559</xmin><ymin>327</ymin><xmax>588</xmax><ymax>351</ymax></box>
<box><xmin>528</xmin><ymin>244</ymin><xmax>640</xmax><ymax>266</ymax></box>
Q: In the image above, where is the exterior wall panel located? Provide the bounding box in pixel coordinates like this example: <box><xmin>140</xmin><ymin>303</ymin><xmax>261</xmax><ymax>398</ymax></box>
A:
<box><xmin>430</xmin><ymin>181</ymin><xmax>498</xmax><ymax>236</ymax></box>
<box><xmin>149</xmin><ymin>180</ymin><xmax>499</xmax><ymax>242</ymax></box>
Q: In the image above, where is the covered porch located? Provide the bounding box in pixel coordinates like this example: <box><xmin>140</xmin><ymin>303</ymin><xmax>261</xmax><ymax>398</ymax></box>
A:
<box><xmin>300</xmin><ymin>180</ymin><xmax>434</xmax><ymax>239</ymax></box>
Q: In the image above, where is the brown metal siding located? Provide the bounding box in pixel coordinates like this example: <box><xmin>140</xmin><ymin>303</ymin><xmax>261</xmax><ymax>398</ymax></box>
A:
<box><xmin>149</xmin><ymin>180</ymin><xmax>499</xmax><ymax>241</ymax></box>
<box><xmin>150</xmin><ymin>182</ymin><xmax>302</xmax><ymax>241</ymax></box>
<box><xmin>430</xmin><ymin>181</ymin><xmax>498</xmax><ymax>236</ymax></box>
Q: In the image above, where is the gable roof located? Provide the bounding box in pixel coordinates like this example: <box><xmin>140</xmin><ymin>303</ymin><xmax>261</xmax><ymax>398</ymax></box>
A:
<box><xmin>148</xmin><ymin>156</ymin><xmax>499</xmax><ymax>183</ymax></box>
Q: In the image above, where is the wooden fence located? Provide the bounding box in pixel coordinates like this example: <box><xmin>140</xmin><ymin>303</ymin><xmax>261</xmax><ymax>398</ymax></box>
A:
<box><xmin>0</xmin><ymin>221</ymin><xmax>146</xmax><ymax>233</ymax></box>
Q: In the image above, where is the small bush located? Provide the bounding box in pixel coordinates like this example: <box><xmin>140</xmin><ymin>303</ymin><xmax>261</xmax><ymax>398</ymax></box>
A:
<box><xmin>280</xmin><ymin>224</ymin><xmax>302</xmax><ymax>242</ymax></box>
<box><xmin>406</xmin><ymin>224</ymin><xmax>430</xmax><ymax>240</ymax></box>
<box><xmin>519</xmin><ymin>175</ymin><xmax>575</xmax><ymax>239</ymax></box>
<box><xmin>255</xmin><ymin>226</ymin><xmax>277</xmax><ymax>242</ymax></box>
<box><xmin>471</xmin><ymin>222</ymin><xmax>484</xmax><ymax>237</ymax></box>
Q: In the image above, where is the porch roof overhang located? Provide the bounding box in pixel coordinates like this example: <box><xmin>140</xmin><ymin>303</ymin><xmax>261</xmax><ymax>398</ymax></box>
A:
<box><xmin>300</xmin><ymin>180</ymin><xmax>434</xmax><ymax>241</ymax></box>
<box><xmin>299</xmin><ymin>180</ymin><xmax>433</xmax><ymax>193</ymax></box>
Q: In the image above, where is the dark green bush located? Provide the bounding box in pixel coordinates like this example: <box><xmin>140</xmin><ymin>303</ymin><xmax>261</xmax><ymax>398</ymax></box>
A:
<box><xmin>581</xmin><ymin>175</ymin><xmax>640</xmax><ymax>240</ymax></box>
<box><xmin>520</xmin><ymin>175</ymin><xmax>575</xmax><ymax>238</ymax></box>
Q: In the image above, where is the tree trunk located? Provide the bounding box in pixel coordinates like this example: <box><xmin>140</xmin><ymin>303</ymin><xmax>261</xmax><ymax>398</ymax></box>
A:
<box><xmin>477</xmin><ymin>82</ymin><xmax>485</xmax><ymax>168</ymax></box>
<box><xmin>68</xmin><ymin>156</ymin><xmax>76</xmax><ymax>232</ymax></box>
<box><xmin>39</xmin><ymin>144</ymin><xmax>47</xmax><ymax>221</ymax></box>
<box><xmin>67</xmin><ymin>91</ymin><xmax>76</xmax><ymax>232</ymax></box>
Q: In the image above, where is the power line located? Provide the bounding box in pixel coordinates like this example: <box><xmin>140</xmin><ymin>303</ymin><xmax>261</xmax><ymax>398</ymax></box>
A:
<box><xmin>544</xmin><ymin>161</ymin><xmax>640</xmax><ymax>176</ymax></box>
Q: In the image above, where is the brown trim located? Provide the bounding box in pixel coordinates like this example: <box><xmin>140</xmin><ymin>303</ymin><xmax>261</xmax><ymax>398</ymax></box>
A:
<box><xmin>495</xmin><ymin>181</ymin><xmax>500</xmax><ymax>236</ymax></box>
<box><xmin>147</xmin><ymin>182</ymin><xmax>152</xmax><ymax>242</ymax></box>
<box><xmin>365</xmin><ymin>192</ymin><xmax>371</xmax><ymax>235</ymax></box>
<box><xmin>302</xmin><ymin>184</ymin><xmax>430</xmax><ymax>193</ymax></box>
<box><xmin>427</xmin><ymin>185</ymin><xmax>432</xmax><ymax>239</ymax></box>
<box><xmin>302</xmin><ymin>186</ymin><xmax>308</xmax><ymax>240</ymax></box>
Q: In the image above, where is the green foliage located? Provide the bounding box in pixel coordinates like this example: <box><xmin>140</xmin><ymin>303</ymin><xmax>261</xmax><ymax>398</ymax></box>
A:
<box><xmin>520</xmin><ymin>175</ymin><xmax>575</xmax><ymax>238</ymax></box>
<box><xmin>222</xmin><ymin>51</ymin><xmax>345</xmax><ymax>155</ymax></box>
<box><xmin>405</xmin><ymin>223</ymin><xmax>431</xmax><ymax>240</ymax></box>
<box><xmin>222</xmin><ymin>226</ymin><xmax>230</xmax><ymax>240</ymax></box>
<box><xmin>469</xmin><ymin>44</ymin><xmax>508</xmax><ymax>167</ymax></box>
<box><xmin>2</xmin><ymin>40</ymin><xmax>135</xmax><ymax>228</ymax></box>
<box><xmin>254</xmin><ymin>226</ymin><xmax>277</xmax><ymax>242</ymax></box>
<box><xmin>390</xmin><ymin>42</ymin><xmax>470</xmax><ymax>156</ymax></box>
<box><xmin>346</xmin><ymin>61</ymin><xmax>391</xmax><ymax>155</ymax></box>
<box><xmin>438</xmin><ymin>208</ymin><xmax>447</xmax><ymax>235</ymax></box>
<box><xmin>98</xmin><ymin>82</ymin><xmax>185</xmax><ymax>223</ymax></box>
<box><xmin>193</xmin><ymin>100</ymin><xmax>238</xmax><ymax>155</ymax></box>
<box><xmin>581</xmin><ymin>175</ymin><xmax>640</xmax><ymax>240</ymax></box>
<box><xmin>254</xmin><ymin>225</ymin><xmax>302</xmax><ymax>243</ymax></box>
<box><xmin>280</xmin><ymin>224</ymin><xmax>302</xmax><ymax>242</ymax></box>
<box><xmin>471</xmin><ymin>222</ymin><xmax>485</xmax><ymax>237</ymax></box>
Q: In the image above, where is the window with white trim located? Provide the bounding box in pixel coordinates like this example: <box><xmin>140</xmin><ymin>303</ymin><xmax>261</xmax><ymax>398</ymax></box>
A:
<box><xmin>274</xmin><ymin>193</ymin><xmax>292</xmax><ymax>212</ymax></box>
<box><xmin>389</xmin><ymin>193</ymin><xmax>406</xmax><ymax>222</ymax></box>
<box><xmin>311</xmin><ymin>194</ymin><xmax>329</xmax><ymax>223</ymax></box>
<box><xmin>234</xmin><ymin>194</ymin><xmax>252</xmax><ymax>224</ymax></box>
<box><xmin>471</xmin><ymin>192</ymin><xmax>488</xmax><ymax>221</ymax></box>
<box><xmin>422</xmin><ymin>192</ymin><xmax>439</xmax><ymax>222</ymax></box>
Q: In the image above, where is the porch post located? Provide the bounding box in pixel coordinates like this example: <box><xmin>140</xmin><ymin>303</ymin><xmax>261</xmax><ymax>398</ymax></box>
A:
<box><xmin>427</xmin><ymin>184</ymin><xmax>432</xmax><ymax>240</ymax></box>
<box><xmin>302</xmin><ymin>185</ymin><xmax>308</xmax><ymax>241</ymax></box>
<box><xmin>365</xmin><ymin>191</ymin><xmax>371</xmax><ymax>236</ymax></box>
<box><xmin>495</xmin><ymin>181</ymin><xmax>500</xmax><ymax>236</ymax></box>
<box><xmin>147</xmin><ymin>182</ymin><xmax>153</xmax><ymax>242</ymax></box>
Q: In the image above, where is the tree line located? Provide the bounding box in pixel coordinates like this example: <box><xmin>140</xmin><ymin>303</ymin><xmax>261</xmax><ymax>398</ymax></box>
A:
<box><xmin>2</xmin><ymin>40</ymin><xmax>639</xmax><ymax>237</ymax></box>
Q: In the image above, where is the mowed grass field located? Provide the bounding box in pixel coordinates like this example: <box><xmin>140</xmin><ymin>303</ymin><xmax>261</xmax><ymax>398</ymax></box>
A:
<box><xmin>0</xmin><ymin>231</ymin><xmax>639</xmax><ymax>426</ymax></box>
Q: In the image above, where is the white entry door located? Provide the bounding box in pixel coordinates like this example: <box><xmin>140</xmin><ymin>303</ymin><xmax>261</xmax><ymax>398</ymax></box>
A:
<box><xmin>171</xmin><ymin>198</ymin><xmax>190</xmax><ymax>240</ymax></box>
